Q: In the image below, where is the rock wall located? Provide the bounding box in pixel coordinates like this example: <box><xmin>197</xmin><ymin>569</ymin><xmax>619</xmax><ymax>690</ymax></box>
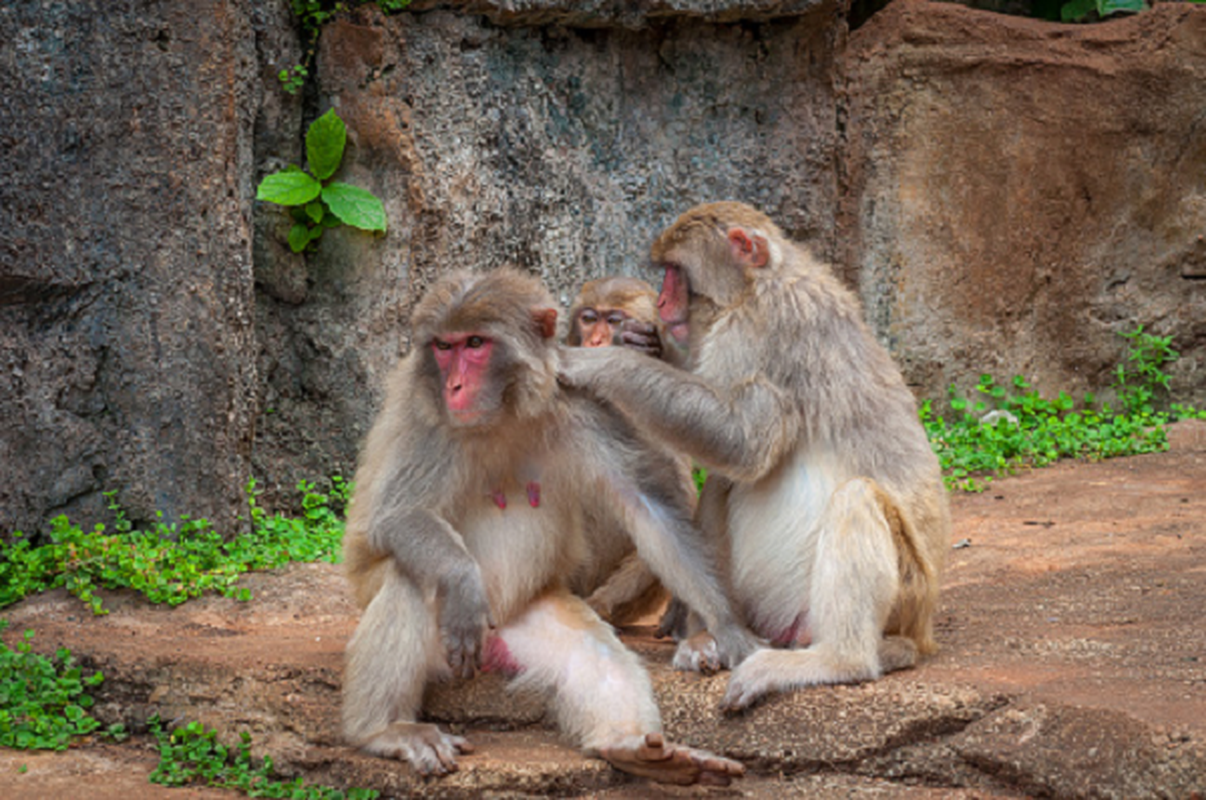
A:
<box><xmin>0</xmin><ymin>0</ymin><xmax>263</xmax><ymax>537</ymax></box>
<box><xmin>842</xmin><ymin>0</ymin><xmax>1206</xmax><ymax>402</ymax></box>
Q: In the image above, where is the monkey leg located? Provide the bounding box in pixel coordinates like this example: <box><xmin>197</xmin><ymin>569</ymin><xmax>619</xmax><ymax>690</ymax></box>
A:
<box><xmin>584</xmin><ymin>552</ymin><xmax>668</xmax><ymax>626</ymax></box>
<box><xmin>496</xmin><ymin>589</ymin><xmax>744</xmax><ymax>786</ymax></box>
<box><xmin>343</xmin><ymin>567</ymin><xmax>472</xmax><ymax>775</ymax></box>
<box><xmin>721</xmin><ymin>477</ymin><xmax>903</xmax><ymax>712</ymax></box>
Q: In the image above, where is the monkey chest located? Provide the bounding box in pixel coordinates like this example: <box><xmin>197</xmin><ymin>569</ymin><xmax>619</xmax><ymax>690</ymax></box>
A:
<box><xmin>453</xmin><ymin>482</ymin><xmax>584</xmax><ymax>621</ymax></box>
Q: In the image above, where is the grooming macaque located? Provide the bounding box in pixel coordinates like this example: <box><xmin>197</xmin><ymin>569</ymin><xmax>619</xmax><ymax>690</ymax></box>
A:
<box><xmin>566</xmin><ymin>276</ymin><xmax>684</xmax><ymax>365</ymax></box>
<box><xmin>342</xmin><ymin>268</ymin><xmax>755</xmax><ymax>783</ymax></box>
<box><xmin>564</xmin><ymin>276</ymin><xmax>691</xmax><ymax>625</ymax></box>
<box><xmin>560</xmin><ymin>202</ymin><xmax>950</xmax><ymax>711</ymax></box>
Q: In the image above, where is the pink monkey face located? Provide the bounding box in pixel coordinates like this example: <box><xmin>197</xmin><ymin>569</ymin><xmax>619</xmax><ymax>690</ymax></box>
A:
<box><xmin>432</xmin><ymin>334</ymin><xmax>496</xmax><ymax>424</ymax></box>
<box><xmin>657</xmin><ymin>264</ymin><xmax>689</xmax><ymax>345</ymax></box>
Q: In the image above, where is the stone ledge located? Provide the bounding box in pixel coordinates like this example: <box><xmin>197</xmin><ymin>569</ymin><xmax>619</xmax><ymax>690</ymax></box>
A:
<box><xmin>405</xmin><ymin>0</ymin><xmax>834</xmax><ymax>28</ymax></box>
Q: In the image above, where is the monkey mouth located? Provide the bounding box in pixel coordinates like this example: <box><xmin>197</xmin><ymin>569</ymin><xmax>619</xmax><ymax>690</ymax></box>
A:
<box><xmin>447</xmin><ymin>407</ymin><xmax>488</xmax><ymax>427</ymax></box>
<box><xmin>667</xmin><ymin>322</ymin><xmax>690</xmax><ymax>344</ymax></box>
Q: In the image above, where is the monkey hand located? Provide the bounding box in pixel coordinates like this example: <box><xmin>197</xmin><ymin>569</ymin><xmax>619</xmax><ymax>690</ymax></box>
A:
<box><xmin>671</xmin><ymin>631</ymin><xmax>723</xmax><ymax>674</ymax></box>
<box><xmin>556</xmin><ymin>345</ymin><xmax>615</xmax><ymax>388</ymax></box>
<box><xmin>616</xmin><ymin>320</ymin><xmax>663</xmax><ymax>359</ymax></box>
<box><xmin>437</xmin><ymin>565</ymin><xmax>494</xmax><ymax>679</ymax></box>
<box><xmin>673</xmin><ymin>624</ymin><xmax>762</xmax><ymax>673</ymax></box>
<box><xmin>600</xmin><ymin>733</ymin><xmax>745</xmax><ymax>786</ymax></box>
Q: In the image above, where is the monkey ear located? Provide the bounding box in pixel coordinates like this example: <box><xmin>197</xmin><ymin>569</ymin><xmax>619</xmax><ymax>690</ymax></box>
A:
<box><xmin>728</xmin><ymin>229</ymin><xmax>769</xmax><ymax>269</ymax></box>
<box><xmin>531</xmin><ymin>307</ymin><xmax>558</xmax><ymax>340</ymax></box>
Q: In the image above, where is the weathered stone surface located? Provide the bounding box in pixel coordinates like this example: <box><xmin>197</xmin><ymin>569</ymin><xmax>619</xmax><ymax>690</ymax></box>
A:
<box><xmin>406</xmin><ymin>0</ymin><xmax>832</xmax><ymax>28</ymax></box>
<box><xmin>0</xmin><ymin>0</ymin><xmax>262</xmax><ymax>538</ymax></box>
<box><xmin>841</xmin><ymin>1</ymin><xmax>1206</xmax><ymax>405</ymax></box>
<box><xmin>250</xmin><ymin>1</ymin><xmax>845</xmax><ymax>501</ymax></box>
<box><xmin>949</xmin><ymin>702</ymin><xmax>1206</xmax><ymax>800</ymax></box>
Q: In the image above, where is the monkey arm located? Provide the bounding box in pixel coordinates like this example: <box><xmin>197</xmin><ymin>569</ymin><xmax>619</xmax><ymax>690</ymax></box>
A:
<box><xmin>560</xmin><ymin>347</ymin><xmax>799</xmax><ymax>483</ymax></box>
<box><xmin>369</xmin><ymin>504</ymin><xmax>493</xmax><ymax>678</ymax></box>
<box><xmin>567</xmin><ymin>401</ymin><xmax>761</xmax><ymax>667</ymax></box>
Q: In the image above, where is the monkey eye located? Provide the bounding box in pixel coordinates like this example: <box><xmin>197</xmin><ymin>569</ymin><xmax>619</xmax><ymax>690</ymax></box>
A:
<box><xmin>433</xmin><ymin>339</ymin><xmax>452</xmax><ymax>351</ymax></box>
<box><xmin>466</xmin><ymin>335</ymin><xmax>485</xmax><ymax>348</ymax></box>
<box><xmin>606</xmin><ymin>312</ymin><xmax>626</xmax><ymax>326</ymax></box>
<box><xmin>580</xmin><ymin>310</ymin><xmax>598</xmax><ymax>324</ymax></box>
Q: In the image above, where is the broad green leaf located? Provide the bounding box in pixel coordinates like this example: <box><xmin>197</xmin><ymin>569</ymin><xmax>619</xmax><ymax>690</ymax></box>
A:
<box><xmin>257</xmin><ymin>171</ymin><xmax>322</xmax><ymax>206</ymax></box>
<box><xmin>304</xmin><ymin>201</ymin><xmax>324</xmax><ymax>224</ymax></box>
<box><xmin>306</xmin><ymin>109</ymin><xmax>347</xmax><ymax>181</ymax></box>
<box><xmin>1060</xmin><ymin>0</ymin><xmax>1095</xmax><ymax>21</ymax></box>
<box><xmin>1097</xmin><ymin>0</ymin><xmax>1146</xmax><ymax>14</ymax></box>
<box><xmin>288</xmin><ymin>224</ymin><xmax>311</xmax><ymax>253</ymax></box>
<box><xmin>322</xmin><ymin>182</ymin><xmax>387</xmax><ymax>232</ymax></box>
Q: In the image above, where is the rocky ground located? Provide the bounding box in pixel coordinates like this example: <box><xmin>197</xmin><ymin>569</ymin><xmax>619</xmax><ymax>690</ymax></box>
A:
<box><xmin>2</xmin><ymin>421</ymin><xmax>1205</xmax><ymax>799</ymax></box>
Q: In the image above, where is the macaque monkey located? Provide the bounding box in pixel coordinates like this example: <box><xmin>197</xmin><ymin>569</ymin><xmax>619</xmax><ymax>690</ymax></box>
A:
<box><xmin>559</xmin><ymin>202</ymin><xmax>950</xmax><ymax>711</ymax></box>
<box><xmin>563</xmin><ymin>276</ymin><xmax>690</xmax><ymax>625</ymax></box>
<box><xmin>341</xmin><ymin>268</ymin><xmax>755</xmax><ymax>783</ymax></box>
<box><xmin>566</xmin><ymin>276</ymin><xmax>683</xmax><ymax>365</ymax></box>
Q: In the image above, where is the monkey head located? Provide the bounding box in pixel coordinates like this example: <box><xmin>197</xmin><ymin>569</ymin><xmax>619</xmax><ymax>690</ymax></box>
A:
<box><xmin>566</xmin><ymin>276</ymin><xmax>659</xmax><ymax>349</ymax></box>
<box><xmin>412</xmin><ymin>269</ymin><xmax>559</xmax><ymax>428</ymax></box>
<box><xmin>650</xmin><ymin>202</ymin><xmax>785</xmax><ymax>346</ymax></box>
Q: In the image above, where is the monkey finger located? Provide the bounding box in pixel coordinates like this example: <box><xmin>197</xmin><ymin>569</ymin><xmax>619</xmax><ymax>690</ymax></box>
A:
<box><xmin>635</xmin><ymin>732</ymin><xmax>673</xmax><ymax>762</ymax></box>
<box><xmin>618</xmin><ymin>329</ymin><xmax>659</xmax><ymax>350</ymax></box>
<box><xmin>699</xmin><ymin>755</ymin><xmax>745</xmax><ymax>777</ymax></box>
<box><xmin>446</xmin><ymin>643</ymin><xmax>473</xmax><ymax>679</ymax></box>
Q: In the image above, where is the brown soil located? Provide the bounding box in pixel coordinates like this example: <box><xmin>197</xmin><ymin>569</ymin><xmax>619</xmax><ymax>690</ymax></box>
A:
<box><xmin>2</xmin><ymin>421</ymin><xmax>1204</xmax><ymax>799</ymax></box>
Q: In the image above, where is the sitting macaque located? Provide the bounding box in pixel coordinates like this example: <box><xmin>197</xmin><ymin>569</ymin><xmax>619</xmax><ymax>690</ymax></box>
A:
<box><xmin>563</xmin><ymin>276</ymin><xmax>693</xmax><ymax>625</ymax></box>
<box><xmin>560</xmin><ymin>202</ymin><xmax>951</xmax><ymax>711</ymax></box>
<box><xmin>341</xmin><ymin>268</ymin><xmax>756</xmax><ymax>783</ymax></box>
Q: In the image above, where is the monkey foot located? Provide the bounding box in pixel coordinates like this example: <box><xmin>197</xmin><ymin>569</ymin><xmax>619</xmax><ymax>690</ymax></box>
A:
<box><xmin>360</xmin><ymin>721</ymin><xmax>474</xmax><ymax>777</ymax></box>
<box><xmin>719</xmin><ymin>648</ymin><xmax>790</xmax><ymax>712</ymax></box>
<box><xmin>600</xmin><ymin>733</ymin><xmax>745</xmax><ymax>786</ymax></box>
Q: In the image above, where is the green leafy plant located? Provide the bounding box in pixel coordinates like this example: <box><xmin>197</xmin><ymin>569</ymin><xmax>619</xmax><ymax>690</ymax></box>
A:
<box><xmin>922</xmin><ymin>375</ymin><xmax>1168</xmax><ymax>491</ymax></box>
<box><xmin>0</xmin><ymin>622</ymin><xmax>125</xmax><ymax>750</ymax></box>
<box><xmin>280</xmin><ymin>1</ymin><xmax>412</xmax><ymax>95</ymax></box>
<box><xmin>1113</xmin><ymin>323</ymin><xmax>1178</xmax><ymax>417</ymax></box>
<box><xmin>149</xmin><ymin>716</ymin><xmax>378</xmax><ymax>799</ymax></box>
<box><xmin>0</xmin><ymin>478</ymin><xmax>350</xmax><ymax>613</ymax></box>
<box><xmin>257</xmin><ymin>109</ymin><xmax>387</xmax><ymax>253</ymax></box>
<box><xmin>923</xmin><ymin>324</ymin><xmax>1201</xmax><ymax>491</ymax></box>
<box><xmin>1059</xmin><ymin>0</ymin><xmax>1146</xmax><ymax>22</ymax></box>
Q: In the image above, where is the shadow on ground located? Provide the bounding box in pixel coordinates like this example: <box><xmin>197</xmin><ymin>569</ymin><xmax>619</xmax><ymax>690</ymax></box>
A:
<box><xmin>3</xmin><ymin>422</ymin><xmax>1205</xmax><ymax>798</ymax></box>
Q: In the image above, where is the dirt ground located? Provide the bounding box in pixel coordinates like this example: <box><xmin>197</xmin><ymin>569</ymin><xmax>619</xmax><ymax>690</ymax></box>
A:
<box><xmin>2</xmin><ymin>421</ymin><xmax>1204</xmax><ymax>799</ymax></box>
